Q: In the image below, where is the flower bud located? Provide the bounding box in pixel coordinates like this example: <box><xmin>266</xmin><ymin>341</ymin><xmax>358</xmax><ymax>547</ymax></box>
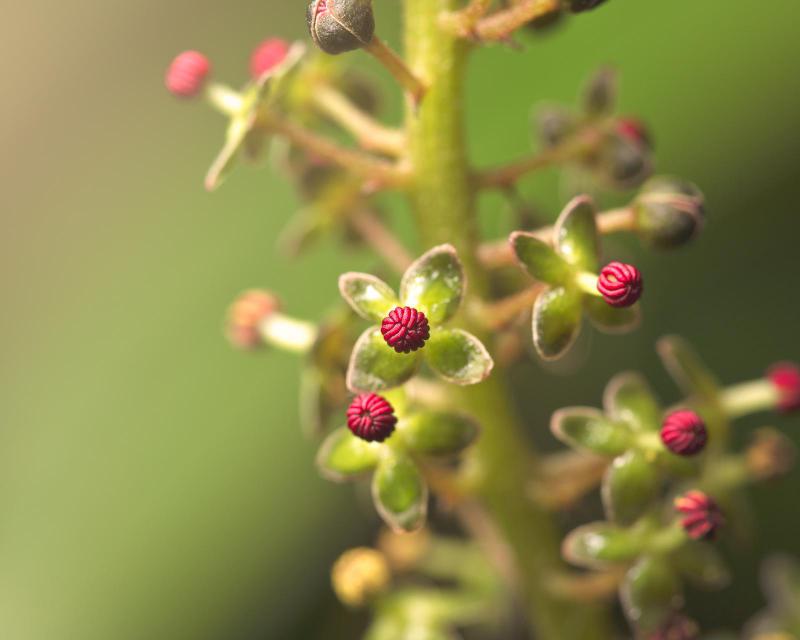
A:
<box><xmin>568</xmin><ymin>0</ymin><xmax>609</xmax><ymax>13</ymax></box>
<box><xmin>377</xmin><ymin>527</ymin><xmax>431</xmax><ymax>572</ymax></box>
<box><xmin>250</xmin><ymin>38</ymin><xmax>290</xmax><ymax>79</ymax></box>
<box><xmin>634</xmin><ymin>177</ymin><xmax>706</xmax><ymax>249</ymax></box>
<box><xmin>165</xmin><ymin>51</ymin><xmax>211</xmax><ymax>98</ymax></box>
<box><xmin>596</xmin><ymin>132</ymin><xmax>652</xmax><ymax>189</ymax></box>
<box><xmin>306</xmin><ymin>0</ymin><xmax>375</xmax><ymax>55</ymax></box>
<box><xmin>346</xmin><ymin>393</ymin><xmax>397</xmax><ymax>442</ymax></box>
<box><xmin>381</xmin><ymin>306</ymin><xmax>430</xmax><ymax>354</ymax></box>
<box><xmin>536</xmin><ymin>106</ymin><xmax>576</xmax><ymax>149</ymax></box>
<box><xmin>597</xmin><ymin>262</ymin><xmax>643</xmax><ymax>308</ymax></box>
<box><xmin>767</xmin><ymin>362</ymin><xmax>800</xmax><ymax>413</ymax></box>
<box><xmin>746</xmin><ymin>427</ymin><xmax>796</xmax><ymax>481</ymax></box>
<box><xmin>660</xmin><ymin>410</ymin><xmax>707</xmax><ymax>456</ymax></box>
<box><xmin>675</xmin><ymin>490</ymin><xmax>724</xmax><ymax>540</ymax></box>
<box><xmin>646</xmin><ymin>613</ymin><xmax>699</xmax><ymax>640</ymax></box>
<box><xmin>583</xmin><ymin>67</ymin><xmax>617</xmax><ymax>116</ymax></box>
<box><xmin>225</xmin><ymin>290</ymin><xmax>281</xmax><ymax>350</ymax></box>
<box><xmin>331</xmin><ymin>547</ymin><xmax>390</xmax><ymax>607</ymax></box>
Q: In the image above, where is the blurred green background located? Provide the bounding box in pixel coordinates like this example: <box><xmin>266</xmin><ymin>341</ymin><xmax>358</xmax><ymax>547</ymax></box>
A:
<box><xmin>1</xmin><ymin>1</ymin><xmax>799</xmax><ymax>638</ymax></box>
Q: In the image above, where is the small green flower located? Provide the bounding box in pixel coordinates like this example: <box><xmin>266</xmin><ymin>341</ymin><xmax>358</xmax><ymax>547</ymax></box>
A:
<box><xmin>510</xmin><ymin>196</ymin><xmax>642</xmax><ymax>360</ymax></box>
<box><xmin>340</xmin><ymin>244</ymin><xmax>494</xmax><ymax>392</ymax></box>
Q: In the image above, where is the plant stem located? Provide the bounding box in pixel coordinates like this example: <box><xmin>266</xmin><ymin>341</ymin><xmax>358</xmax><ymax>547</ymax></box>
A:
<box><xmin>349</xmin><ymin>208</ymin><xmax>413</xmax><ymax>273</ymax></box>
<box><xmin>364</xmin><ymin>37</ymin><xmax>428</xmax><ymax>106</ymax></box>
<box><xmin>403</xmin><ymin>2</ymin><xmax>612</xmax><ymax>638</ymax></box>
<box><xmin>473</xmin><ymin>0</ymin><xmax>562</xmax><ymax>42</ymax></box>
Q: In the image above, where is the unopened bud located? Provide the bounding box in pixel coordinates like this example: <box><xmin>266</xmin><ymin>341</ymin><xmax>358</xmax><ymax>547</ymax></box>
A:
<box><xmin>536</xmin><ymin>106</ymin><xmax>576</xmax><ymax>149</ymax></box>
<box><xmin>767</xmin><ymin>362</ymin><xmax>800</xmax><ymax>413</ymax></box>
<box><xmin>226</xmin><ymin>290</ymin><xmax>281</xmax><ymax>350</ymax></box>
<box><xmin>331</xmin><ymin>547</ymin><xmax>390</xmax><ymax>607</ymax></box>
<box><xmin>746</xmin><ymin>427</ymin><xmax>796</xmax><ymax>481</ymax></box>
<box><xmin>166</xmin><ymin>51</ymin><xmax>211</xmax><ymax>98</ymax></box>
<box><xmin>583</xmin><ymin>67</ymin><xmax>617</xmax><ymax>116</ymax></box>
<box><xmin>250</xmin><ymin>38</ymin><xmax>290</xmax><ymax>79</ymax></box>
<box><xmin>306</xmin><ymin>0</ymin><xmax>375</xmax><ymax>55</ymax></box>
<box><xmin>675</xmin><ymin>490</ymin><xmax>724</xmax><ymax>540</ymax></box>
<box><xmin>596</xmin><ymin>132</ymin><xmax>652</xmax><ymax>189</ymax></box>
<box><xmin>597</xmin><ymin>262</ymin><xmax>643</xmax><ymax>308</ymax></box>
<box><xmin>634</xmin><ymin>176</ymin><xmax>705</xmax><ymax>249</ymax></box>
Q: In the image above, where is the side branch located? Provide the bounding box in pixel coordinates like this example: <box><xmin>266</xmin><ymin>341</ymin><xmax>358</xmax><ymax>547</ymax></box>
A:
<box><xmin>472</xmin><ymin>0</ymin><xmax>562</xmax><ymax>42</ymax></box>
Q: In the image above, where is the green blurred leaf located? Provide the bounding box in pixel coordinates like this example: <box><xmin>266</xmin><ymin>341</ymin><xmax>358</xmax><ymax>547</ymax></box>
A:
<box><xmin>426</xmin><ymin>328</ymin><xmax>494</xmax><ymax>386</ymax></box>
<box><xmin>657</xmin><ymin>336</ymin><xmax>721</xmax><ymax>403</ymax></box>
<box><xmin>620</xmin><ymin>555</ymin><xmax>683</xmax><ymax>632</ymax></box>
<box><xmin>339</xmin><ymin>272</ymin><xmax>399</xmax><ymax>322</ymax></box>
<box><xmin>347</xmin><ymin>329</ymin><xmax>422</xmax><ymax>392</ymax></box>
<box><xmin>603</xmin><ymin>372</ymin><xmax>662</xmax><ymax>432</ymax></box>
<box><xmin>532</xmin><ymin>286</ymin><xmax>582</xmax><ymax>360</ymax></box>
<box><xmin>550</xmin><ymin>408</ymin><xmax>631</xmax><ymax>456</ymax></box>
<box><xmin>562</xmin><ymin>522</ymin><xmax>644</xmax><ymax>568</ymax></box>
<box><xmin>372</xmin><ymin>453</ymin><xmax>428</xmax><ymax>532</ymax></box>
<box><xmin>673</xmin><ymin>541</ymin><xmax>731</xmax><ymax>590</ymax></box>
<box><xmin>553</xmin><ymin>195</ymin><xmax>600</xmax><ymax>272</ymax></box>
<box><xmin>510</xmin><ymin>231</ymin><xmax>571</xmax><ymax>285</ymax></box>
<box><xmin>401</xmin><ymin>410</ymin><xmax>479</xmax><ymax>457</ymax></box>
<box><xmin>316</xmin><ymin>427</ymin><xmax>380</xmax><ymax>481</ymax></box>
<box><xmin>584</xmin><ymin>296</ymin><xmax>641</xmax><ymax>334</ymax></box>
<box><xmin>400</xmin><ymin>244</ymin><xmax>465</xmax><ymax>324</ymax></box>
<box><xmin>602</xmin><ymin>450</ymin><xmax>661</xmax><ymax>525</ymax></box>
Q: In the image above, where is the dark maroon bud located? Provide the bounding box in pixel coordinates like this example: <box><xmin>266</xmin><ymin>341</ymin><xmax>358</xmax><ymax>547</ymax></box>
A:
<box><xmin>381</xmin><ymin>306</ymin><xmax>430</xmax><ymax>354</ymax></box>
<box><xmin>597</xmin><ymin>132</ymin><xmax>653</xmax><ymax>189</ymax></box>
<box><xmin>634</xmin><ymin>177</ymin><xmax>706</xmax><ymax>249</ymax></box>
<box><xmin>597</xmin><ymin>262</ymin><xmax>643</xmax><ymax>308</ymax></box>
<box><xmin>346</xmin><ymin>393</ymin><xmax>397</xmax><ymax>442</ymax></box>
<box><xmin>536</xmin><ymin>106</ymin><xmax>576</xmax><ymax>149</ymax></box>
<box><xmin>661</xmin><ymin>410</ymin><xmax>708</xmax><ymax>456</ymax></box>
<box><xmin>675</xmin><ymin>490</ymin><xmax>724</xmax><ymax>540</ymax></box>
<box><xmin>306</xmin><ymin>0</ymin><xmax>375</xmax><ymax>55</ymax></box>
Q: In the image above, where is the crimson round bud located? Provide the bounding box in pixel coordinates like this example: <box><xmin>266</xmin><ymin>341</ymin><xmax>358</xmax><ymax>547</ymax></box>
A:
<box><xmin>226</xmin><ymin>290</ymin><xmax>281</xmax><ymax>350</ymax></box>
<box><xmin>616</xmin><ymin>117</ymin><xmax>652</xmax><ymax>149</ymax></box>
<box><xmin>250</xmin><ymin>38</ymin><xmax>290</xmax><ymax>79</ymax></box>
<box><xmin>674</xmin><ymin>490</ymin><xmax>724</xmax><ymax>540</ymax></box>
<box><xmin>597</xmin><ymin>262</ymin><xmax>643</xmax><ymax>308</ymax></box>
<box><xmin>568</xmin><ymin>0</ymin><xmax>608</xmax><ymax>13</ymax></box>
<box><xmin>660</xmin><ymin>410</ymin><xmax>708</xmax><ymax>456</ymax></box>
<box><xmin>767</xmin><ymin>362</ymin><xmax>800</xmax><ymax>413</ymax></box>
<box><xmin>306</xmin><ymin>0</ymin><xmax>375</xmax><ymax>55</ymax></box>
<box><xmin>381</xmin><ymin>306</ymin><xmax>430</xmax><ymax>354</ymax></box>
<box><xmin>166</xmin><ymin>51</ymin><xmax>211</xmax><ymax>98</ymax></box>
<box><xmin>347</xmin><ymin>393</ymin><xmax>397</xmax><ymax>442</ymax></box>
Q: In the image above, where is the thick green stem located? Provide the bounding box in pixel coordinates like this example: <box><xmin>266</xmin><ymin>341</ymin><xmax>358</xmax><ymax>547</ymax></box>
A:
<box><xmin>403</xmin><ymin>2</ymin><xmax>611</xmax><ymax>638</ymax></box>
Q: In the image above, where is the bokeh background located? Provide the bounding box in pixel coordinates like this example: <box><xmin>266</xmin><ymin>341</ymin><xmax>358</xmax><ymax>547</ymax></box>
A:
<box><xmin>2</xmin><ymin>1</ymin><xmax>799</xmax><ymax>638</ymax></box>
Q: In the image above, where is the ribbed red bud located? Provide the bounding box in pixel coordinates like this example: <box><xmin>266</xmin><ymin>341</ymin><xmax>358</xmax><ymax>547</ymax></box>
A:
<box><xmin>661</xmin><ymin>410</ymin><xmax>707</xmax><ymax>456</ymax></box>
<box><xmin>226</xmin><ymin>290</ymin><xmax>281</xmax><ymax>350</ymax></box>
<box><xmin>250</xmin><ymin>38</ymin><xmax>290</xmax><ymax>79</ymax></box>
<box><xmin>346</xmin><ymin>393</ymin><xmax>397</xmax><ymax>442</ymax></box>
<box><xmin>597</xmin><ymin>261</ymin><xmax>643</xmax><ymax>308</ymax></box>
<box><xmin>675</xmin><ymin>490</ymin><xmax>724</xmax><ymax>540</ymax></box>
<box><xmin>380</xmin><ymin>307</ymin><xmax>430</xmax><ymax>354</ymax></box>
<box><xmin>767</xmin><ymin>362</ymin><xmax>800</xmax><ymax>413</ymax></box>
<box><xmin>166</xmin><ymin>51</ymin><xmax>211</xmax><ymax>98</ymax></box>
<box><xmin>617</xmin><ymin>117</ymin><xmax>652</xmax><ymax>149</ymax></box>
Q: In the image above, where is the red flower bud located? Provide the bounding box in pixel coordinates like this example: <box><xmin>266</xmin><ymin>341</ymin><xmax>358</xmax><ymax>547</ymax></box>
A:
<box><xmin>226</xmin><ymin>290</ymin><xmax>281</xmax><ymax>350</ymax></box>
<box><xmin>346</xmin><ymin>393</ymin><xmax>397</xmax><ymax>442</ymax></box>
<box><xmin>616</xmin><ymin>117</ymin><xmax>652</xmax><ymax>149</ymax></box>
<box><xmin>381</xmin><ymin>307</ymin><xmax>430</xmax><ymax>354</ymax></box>
<box><xmin>250</xmin><ymin>38</ymin><xmax>290</xmax><ymax>79</ymax></box>
<box><xmin>767</xmin><ymin>362</ymin><xmax>800</xmax><ymax>413</ymax></box>
<box><xmin>166</xmin><ymin>51</ymin><xmax>211</xmax><ymax>98</ymax></box>
<box><xmin>597</xmin><ymin>262</ymin><xmax>643</xmax><ymax>308</ymax></box>
<box><xmin>674</xmin><ymin>490</ymin><xmax>724</xmax><ymax>540</ymax></box>
<box><xmin>660</xmin><ymin>410</ymin><xmax>707</xmax><ymax>456</ymax></box>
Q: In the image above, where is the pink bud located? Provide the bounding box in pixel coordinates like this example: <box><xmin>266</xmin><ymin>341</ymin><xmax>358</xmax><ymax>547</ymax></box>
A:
<box><xmin>225</xmin><ymin>290</ymin><xmax>281</xmax><ymax>350</ymax></box>
<box><xmin>381</xmin><ymin>307</ymin><xmax>430</xmax><ymax>354</ymax></box>
<box><xmin>660</xmin><ymin>410</ymin><xmax>707</xmax><ymax>456</ymax></box>
<box><xmin>250</xmin><ymin>38</ymin><xmax>291</xmax><ymax>79</ymax></box>
<box><xmin>674</xmin><ymin>490</ymin><xmax>724</xmax><ymax>540</ymax></box>
<box><xmin>767</xmin><ymin>362</ymin><xmax>800</xmax><ymax>413</ymax></box>
<box><xmin>166</xmin><ymin>51</ymin><xmax>211</xmax><ymax>98</ymax></box>
<box><xmin>597</xmin><ymin>262</ymin><xmax>643</xmax><ymax>308</ymax></box>
<box><xmin>347</xmin><ymin>393</ymin><xmax>397</xmax><ymax>442</ymax></box>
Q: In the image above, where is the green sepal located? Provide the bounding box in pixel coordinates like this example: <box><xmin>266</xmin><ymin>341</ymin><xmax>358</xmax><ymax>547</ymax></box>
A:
<box><xmin>347</xmin><ymin>328</ymin><xmax>422</xmax><ymax>393</ymax></box>
<box><xmin>602</xmin><ymin>450</ymin><xmax>661</xmax><ymax>525</ymax></box>
<box><xmin>509</xmin><ymin>231</ymin><xmax>571</xmax><ymax>285</ymax></box>
<box><xmin>372</xmin><ymin>452</ymin><xmax>428</xmax><ymax>533</ymax></box>
<box><xmin>426</xmin><ymin>328</ymin><xmax>494</xmax><ymax>386</ymax></box>
<box><xmin>553</xmin><ymin>195</ymin><xmax>601</xmax><ymax>272</ymax></box>
<box><xmin>316</xmin><ymin>427</ymin><xmax>381</xmax><ymax>481</ymax></box>
<box><xmin>562</xmin><ymin>522</ymin><xmax>645</xmax><ymax>568</ymax></box>
<box><xmin>672</xmin><ymin>541</ymin><xmax>731</xmax><ymax>590</ymax></box>
<box><xmin>657</xmin><ymin>336</ymin><xmax>721</xmax><ymax>403</ymax></box>
<box><xmin>584</xmin><ymin>296</ymin><xmax>641</xmax><ymax>334</ymax></box>
<box><xmin>532</xmin><ymin>286</ymin><xmax>582</xmax><ymax>360</ymax></box>
<box><xmin>603</xmin><ymin>372</ymin><xmax>662</xmax><ymax>432</ymax></box>
<box><xmin>620</xmin><ymin>555</ymin><xmax>683</xmax><ymax>633</ymax></box>
<box><xmin>550</xmin><ymin>408</ymin><xmax>632</xmax><ymax>456</ymax></box>
<box><xmin>339</xmin><ymin>272</ymin><xmax>399</xmax><ymax>322</ymax></box>
<box><xmin>401</xmin><ymin>410</ymin><xmax>479</xmax><ymax>457</ymax></box>
<box><xmin>400</xmin><ymin>244</ymin><xmax>465</xmax><ymax>324</ymax></box>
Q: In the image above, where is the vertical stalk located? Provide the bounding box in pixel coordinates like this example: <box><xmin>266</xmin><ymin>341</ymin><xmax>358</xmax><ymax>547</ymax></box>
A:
<box><xmin>403</xmin><ymin>2</ymin><xmax>611</xmax><ymax>638</ymax></box>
